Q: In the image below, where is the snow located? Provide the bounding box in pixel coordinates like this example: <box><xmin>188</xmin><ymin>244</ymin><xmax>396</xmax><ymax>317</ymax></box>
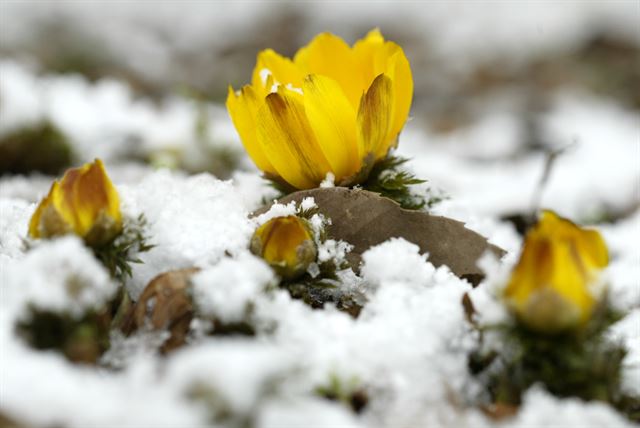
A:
<box><xmin>0</xmin><ymin>60</ymin><xmax>241</xmax><ymax>169</ymax></box>
<box><xmin>504</xmin><ymin>387</ymin><xmax>635</xmax><ymax>428</ymax></box>
<box><xmin>192</xmin><ymin>253</ymin><xmax>274</xmax><ymax>323</ymax></box>
<box><xmin>1</xmin><ymin>236</ymin><xmax>116</xmax><ymax>319</ymax></box>
<box><xmin>118</xmin><ymin>170</ymin><xmax>254</xmax><ymax>299</ymax></box>
<box><xmin>1</xmin><ymin>2</ymin><xmax>639</xmax><ymax>426</ymax></box>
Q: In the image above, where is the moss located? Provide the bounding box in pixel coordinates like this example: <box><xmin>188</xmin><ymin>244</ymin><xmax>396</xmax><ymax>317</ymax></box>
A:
<box><xmin>0</xmin><ymin>122</ymin><xmax>73</xmax><ymax>175</ymax></box>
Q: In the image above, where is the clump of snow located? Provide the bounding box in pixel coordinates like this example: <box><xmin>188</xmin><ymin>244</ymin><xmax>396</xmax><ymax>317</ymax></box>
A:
<box><xmin>300</xmin><ymin>196</ymin><xmax>317</xmax><ymax>212</ymax></box>
<box><xmin>232</xmin><ymin>170</ymin><xmax>279</xmax><ymax>212</ymax></box>
<box><xmin>0</xmin><ymin>60</ymin><xmax>242</xmax><ymax>168</ymax></box>
<box><xmin>257</xmin><ymin>397</ymin><xmax>362</xmax><ymax>428</ymax></box>
<box><xmin>192</xmin><ymin>253</ymin><xmax>274</xmax><ymax>323</ymax></box>
<box><xmin>316</xmin><ymin>239</ymin><xmax>352</xmax><ymax>266</ymax></box>
<box><xmin>165</xmin><ymin>340</ymin><xmax>292</xmax><ymax>417</ymax></box>
<box><xmin>251</xmin><ymin>237</ymin><xmax>478</xmax><ymax>427</ymax></box>
<box><xmin>253</xmin><ymin>200</ymin><xmax>299</xmax><ymax>226</ymax></box>
<box><xmin>402</xmin><ymin>92</ymin><xmax>640</xmax><ymax>222</ymax></box>
<box><xmin>0</xmin><ymin>198</ymin><xmax>33</xmax><ymax>260</ymax></box>
<box><xmin>609</xmin><ymin>309</ymin><xmax>640</xmax><ymax>397</ymax></box>
<box><xmin>360</xmin><ymin>238</ymin><xmax>435</xmax><ymax>289</ymax></box>
<box><xmin>118</xmin><ymin>170</ymin><xmax>254</xmax><ymax>300</ymax></box>
<box><xmin>1</xmin><ymin>342</ymin><xmax>205</xmax><ymax>428</ymax></box>
<box><xmin>2</xmin><ymin>236</ymin><xmax>116</xmax><ymax>319</ymax></box>
<box><xmin>599</xmin><ymin>211</ymin><xmax>640</xmax><ymax>312</ymax></box>
<box><xmin>503</xmin><ymin>387</ymin><xmax>635</xmax><ymax>428</ymax></box>
<box><xmin>320</xmin><ymin>172</ymin><xmax>336</xmax><ymax>188</ymax></box>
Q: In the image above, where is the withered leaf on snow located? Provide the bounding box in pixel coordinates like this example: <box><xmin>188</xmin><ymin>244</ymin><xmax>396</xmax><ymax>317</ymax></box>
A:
<box><xmin>255</xmin><ymin>188</ymin><xmax>504</xmax><ymax>285</ymax></box>
<box><xmin>121</xmin><ymin>268</ymin><xmax>199</xmax><ymax>353</ymax></box>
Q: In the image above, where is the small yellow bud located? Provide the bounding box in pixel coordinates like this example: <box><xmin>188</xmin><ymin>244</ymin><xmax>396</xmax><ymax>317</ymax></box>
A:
<box><xmin>504</xmin><ymin>210</ymin><xmax>609</xmax><ymax>333</ymax></box>
<box><xmin>250</xmin><ymin>216</ymin><xmax>317</xmax><ymax>280</ymax></box>
<box><xmin>29</xmin><ymin>159</ymin><xmax>123</xmax><ymax>247</ymax></box>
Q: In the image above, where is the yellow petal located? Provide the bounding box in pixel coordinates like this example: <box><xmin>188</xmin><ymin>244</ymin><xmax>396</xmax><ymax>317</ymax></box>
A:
<box><xmin>353</xmin><ymin>28</ymin><xmax>387</xmax><ymax>89</ymax></box>
<box><xmin>302</xmin><ymin>75</ymin><xmax>360</xmax><ymax>181</ymax></box>
<box><xmin>549</xmin><ymin>236</ymin><xmax>595</xmax><ymax>322</ymax></box>
<box><xmin>226</xmin><ymin>86</ymin><xmax>277</xmax><ymax>175</ymax></box>
<box><xmin>294</xmin><ymin>33</ymin><xmax>362</xmax><ymax>108</ymax></box>
<box><xmin>28</xmin><ymin>182</ymin><xmax>57</xmax><ymax>238</ymax></box>
<box><xmin>252</xmin><ymin>49</ymin><xmax>303</xmax><ymax>93</ymax></box>
<box><xmin>385</xmin><ymin>48</ymin><xmax>413</xmax><ymax>143</ymax></box>
<box><xmin>257</xmin><ymin>87</ymin><xmax>333</xmax><ymax>189</ymax></box>
<box><xmin>55</xmin><ymin>160</ymin><xmax>119</xmax><ymax>236</ymax></box>
<box><xmin>251</xmin><ymin>215</ymin><xmax>317</xmax><ymax>280</ymax></box>
<box><xmin>357</xmin><ymin>74</ymin><xmax>394</xmax><ymax>161</ymax></box>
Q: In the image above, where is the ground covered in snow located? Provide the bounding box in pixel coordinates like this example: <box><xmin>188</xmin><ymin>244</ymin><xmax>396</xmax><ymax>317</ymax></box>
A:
<box><xmin>1</xmin><ymin>1</ymin><xmax>639</xmax><ymax>427</ymax></box>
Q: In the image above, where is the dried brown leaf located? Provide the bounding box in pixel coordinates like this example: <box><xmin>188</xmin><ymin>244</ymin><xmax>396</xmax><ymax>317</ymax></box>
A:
<box><xmin>256</xmin><ymin>188</ymin><xmax>504</xmax><ymax>285</ymax></box>
<box><xmin>121</xmin><ymin>268</ymin><xmax>199</xmax><ymax>353</ymax></box>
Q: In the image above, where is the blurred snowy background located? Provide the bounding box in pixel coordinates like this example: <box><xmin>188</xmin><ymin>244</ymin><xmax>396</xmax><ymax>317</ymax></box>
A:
<box><xmin>1</xmin><ymin>1</ymin><xmax>639</xmax><ymax>427</ymax></box>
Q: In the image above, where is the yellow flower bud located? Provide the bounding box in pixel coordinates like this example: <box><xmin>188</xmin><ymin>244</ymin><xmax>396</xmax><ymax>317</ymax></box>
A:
<box><xmin>250</xmin><ymin>216</ymin><xmax>317</xmax><ymax>280</ymax></box>
<box><xmin>227</xmin><ymin>29</ymin><xmax>413</xmax><ymax>189</ymax></box>
<box><xmin>504</xmin><ymin>211</ymin><xmax>609</xmax><ymax>333</ymax></box>
<box><xmin>29</xmin><ymin>159</ymin><xmax>123</xmax><ymax>246</ymax></box>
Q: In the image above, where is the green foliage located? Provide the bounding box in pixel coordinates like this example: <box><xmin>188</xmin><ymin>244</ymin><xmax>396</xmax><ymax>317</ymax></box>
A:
<box><xmin>470</xmin><ymin>303</ymin><xmax>639</xmax><ymax>422</ymax></box>
<box><xmin>0</xmin><ymin>121</ymin><xmax>74</xmax><ymax>175</ymax></box>
<box><xmin>361</xmin><ymin>155</ymin><xmax>432</xmax><ymax>210</ymax></box>
<box><xmin>93</xmin><ymin>214</ymin><xmax>154</xmax><ymax>282</ymax></box>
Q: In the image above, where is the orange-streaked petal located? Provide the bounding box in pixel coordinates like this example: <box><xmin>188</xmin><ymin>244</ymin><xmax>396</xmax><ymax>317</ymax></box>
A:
<box><xmin>303</xmin><ymin>74</ymin><xmax>360</xmax><ymax>181</ymax></box>
<box><xmin>294</xmin><ymin>32</ymin><xmax>362</xmax><ymax>108</ymax></box>
<box><xmin>357</xmin><ymin>74</ymin><xmax>394</xmax><ymax>160</ymax></box>
<box><xmin>54</xmin><ymin>160</ymin><xmax>118</xmax><ymax>236</ymax></box>
<box><xmin>257</xmin><ymin>88</ymin><xmax>333</xmax><ymax>189</ymax></box>
<box><xmin>226</xmin><ymin>85</ymin><xmax>277</xmax><ymax>175</ymax></box>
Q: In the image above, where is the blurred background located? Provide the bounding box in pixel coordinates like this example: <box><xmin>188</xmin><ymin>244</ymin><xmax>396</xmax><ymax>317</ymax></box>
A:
<box><xmin>1</xmin><ymin>0</ymin><xmax>638</xmax><ymax>229</ymax></box>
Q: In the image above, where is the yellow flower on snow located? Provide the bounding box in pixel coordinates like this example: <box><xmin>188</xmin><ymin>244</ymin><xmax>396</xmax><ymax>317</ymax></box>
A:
<box><xmin>29</xmin><ymin>159</ymin><xmax>122</xmax><ymax>246</ymax></box>
<box><xmin>250</xmin><ymin>216</ymin><xmax>317</xmax><ymax>280</ymax></box>
<box><xmin>504</xmin><ymin>210</ymin><xmax>609</xmax><ymax>333</ymax></box>
<box><xmin>227</xmin><ymin>29</ymin><xmax>413</xmax><ymax>189</ymax></box>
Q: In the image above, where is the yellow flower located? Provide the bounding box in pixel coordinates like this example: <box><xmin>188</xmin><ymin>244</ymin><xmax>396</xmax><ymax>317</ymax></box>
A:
<box><xmin>504</xmin><ymin>211</ymin><xmax>609</xmax><ymax>333</ymax></box>
<box><xmin>250</xmin><ymin>216</ymin><xmax>317</xmax><ymax>280</ymax></box>
<box><xmin>227</xmin><ymin>29</ymin><xmax>413</xmax><ymax>189</ymax></box>
<box><xmin>29</xmin><ymin>159</ymin><xmax>123</xmax><ymax>246</ymax></box>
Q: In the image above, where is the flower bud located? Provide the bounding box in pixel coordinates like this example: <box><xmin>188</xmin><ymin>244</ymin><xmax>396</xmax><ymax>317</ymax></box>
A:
<box><xmin>503</xmin><ymin>211</ymin><xmax>608</xmax><ymax>333</ymax></box>
<box><xmin>29</xmin><ymin>159</ymin><xmax>122</xmax><ymax>247</ymax></box>
<box><xmin>250</xmin><ymin>215</ymin><xmax>317</xmax><ymax>280</ymax></box>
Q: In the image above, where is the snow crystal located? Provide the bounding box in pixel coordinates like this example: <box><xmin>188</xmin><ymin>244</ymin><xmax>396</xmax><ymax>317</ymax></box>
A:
<box><xmin>2</xmin><ymin>236</ymin><xmax>116</xmax><ymax>319</ymax></box>
<box><xmin>192</xmin><ymin>252</ymin><xmax>274</xmax><ymax>323</ymax></box>
<box><xmin>118</xmin><ymin>170</ymin><xmax>253</xmax><ymax>300</ymax></box>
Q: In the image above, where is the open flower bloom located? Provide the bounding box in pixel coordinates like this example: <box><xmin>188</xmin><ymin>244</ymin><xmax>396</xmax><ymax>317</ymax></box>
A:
<box><xmin>29</xmin><ymin>159</ymin><xmax>123</xmax><ymax>246</ymax></box>
<box><xmin>227</xmin><ymin>29</ymin><xmax>413</xmax><ymax>189</ymax></box>
<box><xmin>504</xmin><ymin>211</ymin><xmax>609</xmax><ymax>333</ymax></box>
<box><xmin>250</xmin><ymin>216</ymin><xmax>317</xmax><ymax>280</ymax></box>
